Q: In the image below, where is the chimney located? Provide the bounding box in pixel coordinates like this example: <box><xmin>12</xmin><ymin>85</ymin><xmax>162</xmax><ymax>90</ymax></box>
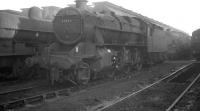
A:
<box><xmin>75</xmin><ymin>0</ymin><xmax>88</xmax><ymax>9</ymax></box>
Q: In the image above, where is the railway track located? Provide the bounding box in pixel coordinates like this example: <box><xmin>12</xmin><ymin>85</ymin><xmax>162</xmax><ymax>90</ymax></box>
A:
<box><xmin>0</xmin><ymin>85</ymin><xmax>42</xmax><ymax>96</ymax></box>
<box><xmin>0</xmin><ymin>87</ymin><xmax>73</xmax><ymax>111</ymax></box>
<box><xmin>0</xmin><ymin>75</ymin><xmax>113</xmax><ymax>111</ymax></box>
<box><xmin>90</xmin><ymin>62</ymin><xmax>199</xmax><ymax>111</ymax></box>
<box><xmin>166</xmin><ymin>73</ymin><xmax>200</xmax><ymax>111</ymax></box>
<box><xmin>0</xmin><ymin>81</ymin><xmax>75</xmax><ymax>111</ymax></box>
<box><xmin>0</xmin><ymin>62</ymin><xmax>194</xmax><ymax>111</ymax></box>
<box><xmin>171</xmin><ymin>74</ymin><xmax>200</xmax><ymax>111</ymax></box>
<box><xmin>0</xmin><ymin>79</ymin><xmax>49</xmax><ymax>94</ymax></box>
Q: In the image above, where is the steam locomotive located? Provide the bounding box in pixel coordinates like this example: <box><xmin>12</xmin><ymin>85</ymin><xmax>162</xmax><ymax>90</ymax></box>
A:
<box><xmin>0</xmin><ymin>7</ymin><xmax>55</xmax><ymax>80</ymax></box>
<box><xmin>29</xmin><ymin>0</ymin><xmax>190</xmax><ymax>85</ymax></box>
<box><xmin>191</xmin><ymin>29</ymin><xmax>200</xmax><ymax>60</ymax></box>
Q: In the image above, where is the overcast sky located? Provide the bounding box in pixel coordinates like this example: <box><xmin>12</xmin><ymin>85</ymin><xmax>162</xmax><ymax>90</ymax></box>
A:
<box><xmin>0</xmin><ymin>0</ymin><xmax>199</xmax><ymax>35</ymax></box>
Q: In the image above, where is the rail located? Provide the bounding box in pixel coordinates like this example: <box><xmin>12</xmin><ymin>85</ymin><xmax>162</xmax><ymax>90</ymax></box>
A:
<box><xmin>166</xmin><ymin>72</ymin><xmax>200</xmax><ymax>111</ymax></box>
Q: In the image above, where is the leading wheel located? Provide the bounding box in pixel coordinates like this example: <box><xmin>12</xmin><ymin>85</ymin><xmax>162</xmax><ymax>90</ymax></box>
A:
<box><xmin>49</xmin><ymin>66</ymin><xmax>64</xmax><ymax>85</ymax></box>
<box><xmin>134</xmin><ymin>50</ymin><xmax>143</xmax><ymax>71</ymax></box>
<box><xmin>75</xmin><ymin>62</ymin><xmax>91</xmax><ymax>85</ymax></box>
<box><xmin>49</xmin><ymin>66</ymin><xmax>59</xmax><ymax>85</ymax></box>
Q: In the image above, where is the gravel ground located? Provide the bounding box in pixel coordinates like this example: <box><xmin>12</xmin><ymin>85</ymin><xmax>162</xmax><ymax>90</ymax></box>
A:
<box><xmin>19</xmin><ymin>61</ymin><xmax>191</xmax><ymax>111</ymax></box>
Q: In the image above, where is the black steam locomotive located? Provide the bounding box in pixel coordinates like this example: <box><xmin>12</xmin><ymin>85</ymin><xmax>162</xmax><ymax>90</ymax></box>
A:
<box><xmin>29</xmin><ymin>0</ymin><xmax>190</xmax><ymax>85</ymax></box>
<box><xmin>0</xmin><ymin>7</ymin><xmax>55</xmax><ymax>80</ymax></box>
